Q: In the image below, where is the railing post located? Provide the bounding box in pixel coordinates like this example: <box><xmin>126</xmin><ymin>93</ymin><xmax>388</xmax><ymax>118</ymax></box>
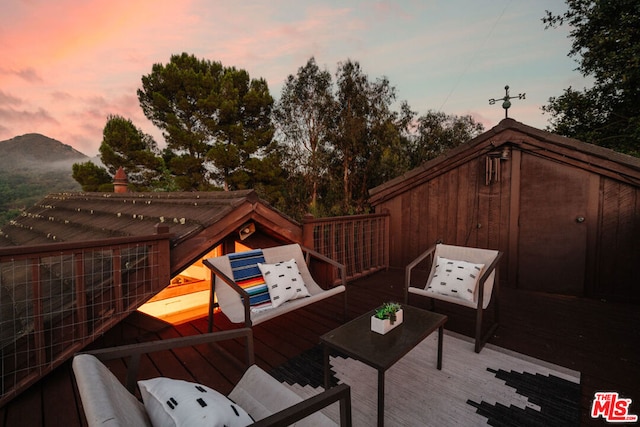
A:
<box><xmin>382</xmin><ymin>208</ymin><xmax>390</xmax><ymax>268</ymax></box>
<box><xmin>302</xmin><ymin>214</ymin><xmax>315</xmax><ymax>250</ymax></box>
<box><xmin>155</xmin><ymin>223</ymin><xmax>172</xmax><ymax>286</ymax></box>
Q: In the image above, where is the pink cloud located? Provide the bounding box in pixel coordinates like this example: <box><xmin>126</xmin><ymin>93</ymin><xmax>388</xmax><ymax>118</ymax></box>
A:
<box><xmin>0</xmin><ymin>90</ymin><xmax>23</xmax><ymax>106</ymax></box>
<box><xmin>3</xmin><ymin>0</ymin><xmax>190</xmax><ymax>67</ymax></box>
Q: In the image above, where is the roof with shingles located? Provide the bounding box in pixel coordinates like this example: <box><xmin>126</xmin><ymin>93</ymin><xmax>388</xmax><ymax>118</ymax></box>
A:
<box><xmin>0</xmin><ymin>189</ymin><xmax>301</xmax><ymax>273</ymax></box>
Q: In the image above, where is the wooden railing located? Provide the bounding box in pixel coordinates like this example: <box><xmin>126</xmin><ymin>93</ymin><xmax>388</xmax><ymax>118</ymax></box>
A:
<box><xmin>302</xmin><ymin>211</ymin><xmax>390</xmax><ymax>282</ymax></box>
<box><xmin>0</xmin><ymin>225</ymin><xmax>171</xmax><ymax>407</ymax></box>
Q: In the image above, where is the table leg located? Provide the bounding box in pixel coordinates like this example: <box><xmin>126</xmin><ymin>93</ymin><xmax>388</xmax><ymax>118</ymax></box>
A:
<box><xmin>437</xmin><ymin>325</ymin><xmax>444</xmax><ymax>370</ymax></box>
<box><xmin>323</xmin><ymin>344</ymin><xmax>330</xmax><ymax>389</ymax></box>
<box><xmin>377</xmin><ymin>370</ymin><xmax>385</xmax><ymax>427</ymax></box>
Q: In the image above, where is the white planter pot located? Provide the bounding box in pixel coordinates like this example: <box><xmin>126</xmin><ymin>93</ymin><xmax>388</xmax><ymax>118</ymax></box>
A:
<box><xmin>371</xmin><ymin>309</ymin><xmax>403</xmax><ymax>335</ymax></box>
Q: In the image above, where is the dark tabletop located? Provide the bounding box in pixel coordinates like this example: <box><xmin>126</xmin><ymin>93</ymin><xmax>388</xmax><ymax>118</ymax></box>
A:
<box><xmin>320</xmin><ymin>304</ymin><xmax>447</xmax><ymax>371</ymax></box>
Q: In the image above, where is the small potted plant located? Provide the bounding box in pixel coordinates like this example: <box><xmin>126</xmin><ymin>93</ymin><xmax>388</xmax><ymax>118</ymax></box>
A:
<box><xmin>371</xmin><ymin>302</ymin><xmax>403</xmax><ymax>334</ymax></box>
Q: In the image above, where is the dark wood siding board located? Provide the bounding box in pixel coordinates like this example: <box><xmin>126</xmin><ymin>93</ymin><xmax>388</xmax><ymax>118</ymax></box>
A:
<box><xmin>498</xmin><ymin>157</ymin><xmax>512</xmax><ymax>256</ymax></box>
<box><xmin>596</xmin><ymin>179</ymin><xmax>640</xmax><ymax>300</ymax></box>
<box><xmin>420</xmin><ymin>181</ymin><xmax>434</xmax><ymax>255</ymax></box>
<box><xmin>598</xmin><ymin>180</ymin><xmax>625</xmax><ymax>298</ymax></box>
<box><xmin>583</xmin><ymin>174</ymin><xmax>601</xmax><ymax>297</ymax></box>
<box><xmin>430</xmin><ymin>175</ymin><xmax>445</xmax><ymax>244</ymax></box>
<box><xmin>409</xmin><ymin>182</ymin><xmax>424</xmax><ymax>260</ymax></box>
<box><xmin>400</xmin><ymin>190</ymin><xmax>413</xmax><ymax>265</ymax></box>
<box><xmin>507</xmin><ymin>149</ymin><xmax>522</xmax><ymax>287</ymax></box>
<box><xmin>477</xmin><ymin>191</ymin><xmax>490</xmax><ymax>249</ymax></box>
<box><xmin>387</xmin><ymin>197</ymin><xmax>400</xmax><ymax>267</ymax></box>
<box><xmin>415</xmin><ymin>183</ymin><xmax>425</xmax><ymax>259</ymax></box>
<box><xmin>444</xmin><ymin>167</ymin><xmax>458</xmax><ymax>244</ymax></box>
<box><xmin>468</xmin><ymin>160</ymin><xmax>481</xmax><ymax>246</ymax></box>
<box><xmin>489</xmin><ymin>169</ymin><xmax>505</xmax><ymax>250</ymax></box>
<box><xmin>454</xmin><ymin>162</ymin><xmax>467</xmax><ymax>245</ymax></box>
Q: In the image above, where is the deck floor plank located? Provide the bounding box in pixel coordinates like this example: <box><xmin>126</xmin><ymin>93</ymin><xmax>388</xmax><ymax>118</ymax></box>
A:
<box><xmin>1</xmin><ymin>268</ymin><xmax>638</xmax><ymax>427</ymax></box>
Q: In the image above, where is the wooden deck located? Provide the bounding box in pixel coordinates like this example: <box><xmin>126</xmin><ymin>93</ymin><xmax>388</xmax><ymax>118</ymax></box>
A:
<box><xmin>1</xmin><ymin>268</ymin><xmax>638</xmax><ymax>426</ymax></box>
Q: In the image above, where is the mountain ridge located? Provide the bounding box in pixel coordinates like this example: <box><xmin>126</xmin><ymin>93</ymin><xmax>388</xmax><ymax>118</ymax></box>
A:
<box><xmin>0</xmin><ymin>133</ymin><xmax>88</xmax><ymax>171</ymax></box>
<box><xmin>0</xmin><ymin>133</ymin><xmax>90</xmax><ymax>223</ymax></box>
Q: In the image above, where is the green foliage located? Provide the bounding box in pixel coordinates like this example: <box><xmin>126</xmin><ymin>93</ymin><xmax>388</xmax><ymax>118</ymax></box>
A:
<box><xmin>0</xmin><ymin>168</ymin><xmax>81</xmax><ymax>226</ymax></box>
<box><xmin>0</xmin><ymin>208</ymin><xmax>22</xmax><ymax>226</ymax></box>
<box><xmin>407</xmin><ymin>111</ymin><xmax>485</xmax><ymax>167</ymax></box>
<box><xmin>72</xmin><ymin>162</ymin><xmax>112</xmax><ymax>192</ymax></box>
<box><xmin>137</xmin><ymin>53</ymin><xmax>276</xmax><ymax>191</ymax></box>
<box><xmin>99</xmin><ymin>115</ymin><xmax>168</xmax><ymax>191</ymax></box>
<box><xmin>273</xmin><ymin>57</ymin><xmax>483</xmax><ymax>220</ymax></box>
<box><xmin>374</xmin><ymin>302</ymin><xmax>402</xmax><ymax>322</ymax></box>
<box><xmin>542</xmin><ymin>0</ymin><xmax>640</xmax><ymax>156</ymax></box>
<box><xmin>273</xmin><ymin>57</ymin><xmax>334</xmax><ymax>210</ymax></box>
<box><xmin>61</xmin><ymin>53</ymin><xmax>485</xmax><ymax>223</ymax></box>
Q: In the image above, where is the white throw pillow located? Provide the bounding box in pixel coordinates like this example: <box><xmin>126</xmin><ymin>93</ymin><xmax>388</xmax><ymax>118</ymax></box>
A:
<box><xmin>138</xmin><ymin>377</ymin><xmax>254</xmax><ymax>427</ymax></box>
<box><xmin>427</xmin><ymin>256</ymin><xmax>485</xmax><ymax>303</ymax></box>
<box><xmin>258</xmin><ymin>259</ymin><xmax>310</xmax><ymax>308</ymax></box>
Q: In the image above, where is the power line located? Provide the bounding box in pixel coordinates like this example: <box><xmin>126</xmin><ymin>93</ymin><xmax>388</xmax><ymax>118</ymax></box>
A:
<box><xmin>438</xmin><ymin>0</ymin><xmax>512</xmax><ymax>112</ymax></box>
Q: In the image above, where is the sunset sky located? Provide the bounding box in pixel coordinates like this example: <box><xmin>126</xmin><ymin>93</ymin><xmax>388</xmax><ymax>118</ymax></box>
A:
<box><xmin>1</xmin><ymin>0</ymin><xmax>590</xmax><ymax>156</ymax></box>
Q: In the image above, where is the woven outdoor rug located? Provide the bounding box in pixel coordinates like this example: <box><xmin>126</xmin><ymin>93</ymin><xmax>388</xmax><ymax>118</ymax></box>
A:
<box><xmin>269</xmin><ymin>332</ymin><xmax>581</xmax><ymax>426</ymax></box>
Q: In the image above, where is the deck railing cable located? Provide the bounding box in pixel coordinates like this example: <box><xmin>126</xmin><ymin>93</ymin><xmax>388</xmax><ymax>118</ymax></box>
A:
<box><xmin>302</xmin><ymin>212</ymin><xmax>390</xmax><ymax>282</ymax></box>
<box><xmin>0</xmin><ymin>226</ymin><xmax>171</xmax><ymax>407</ymax></box>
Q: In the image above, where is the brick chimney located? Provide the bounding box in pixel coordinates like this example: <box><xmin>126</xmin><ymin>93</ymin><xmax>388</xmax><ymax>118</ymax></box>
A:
<box><xmin>113</xmin><ymin>166</ymin><xmax>129</xmax><ymax>193</ymax></box>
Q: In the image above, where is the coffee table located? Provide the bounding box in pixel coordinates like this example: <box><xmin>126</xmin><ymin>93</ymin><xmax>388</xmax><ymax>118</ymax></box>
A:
<box><xmin>320</xmin><ymin>305</ymin><xmax>447</xmax><ymax>427</ymax></box>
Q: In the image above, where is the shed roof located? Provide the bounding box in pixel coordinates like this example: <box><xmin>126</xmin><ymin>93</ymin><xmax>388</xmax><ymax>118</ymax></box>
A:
<box><xmin>0</xmin><ymin>189</ymin><xmax>301</xmax><ymax>273</ymax></box>
<box><xmin>369</xmin><ymin>118</ymin><xmax>640</xmax><ymax>205</ymax></box>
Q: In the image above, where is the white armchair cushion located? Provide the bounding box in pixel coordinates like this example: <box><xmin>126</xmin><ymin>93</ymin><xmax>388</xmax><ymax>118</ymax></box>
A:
<box><xmin>138</xmin><ymin>377</ymin><xmax>254</xmax><ymax>427</ymax></box>
<box><xmin>258</xmin><ymin>259</ymin><xmax>310</xmax><ymax>308</ymax></box>
<box><xmin>427</xmin><ymin>256</ymin><xmax>485</xmax><ymax>303</ymax></box>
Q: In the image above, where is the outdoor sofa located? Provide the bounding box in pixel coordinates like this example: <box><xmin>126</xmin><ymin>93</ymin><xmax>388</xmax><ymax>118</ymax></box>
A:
<box><xmin>204</xmin><ymin>243</ymin><xmax>347</xmax><ymax>330</ymax></box>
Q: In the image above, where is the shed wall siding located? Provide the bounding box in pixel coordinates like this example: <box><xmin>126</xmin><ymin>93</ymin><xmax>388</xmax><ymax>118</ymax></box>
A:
<box><xmin>594</xmin><ymin>177</ymin><xmax>640</xmax><ymax>299</ymax></box>
<box><xmin>377</xmin><ymin>143</ymin><xmax>640</xmax><ymax>301</ymax></box>
<box><xmin>385</xmin><ymin>155</ymin><xmax>510</xmax><ymax>274</ymax></box>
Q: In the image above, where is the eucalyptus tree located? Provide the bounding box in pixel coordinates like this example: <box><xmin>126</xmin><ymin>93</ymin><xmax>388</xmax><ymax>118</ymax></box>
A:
<box><xmin>332</xmin><ymin>59</ymin><xmax>407</xmax><ymax>214</ymax></box>
<box><xmin>273</xmin><ymin>57</ymin><xmax>335</xmax><ymax>214</ymax></box>
<box><xmin>137</xmin><ymin>53</ymin><xmax>275</xmax><ymax>190</ymax></box>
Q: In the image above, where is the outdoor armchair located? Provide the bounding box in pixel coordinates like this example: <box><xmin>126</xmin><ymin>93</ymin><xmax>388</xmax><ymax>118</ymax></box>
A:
<box><xmin>72</xmin><ymin>328</ymin><xmax>352</xmax><ymax>426</ymax></box>
<box><xmin>405</xmin><ymin>243</ymin><xmax>503</xmax><ymax>353</ymax></box>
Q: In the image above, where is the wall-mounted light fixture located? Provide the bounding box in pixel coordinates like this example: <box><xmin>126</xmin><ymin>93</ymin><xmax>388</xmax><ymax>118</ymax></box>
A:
<box><xmin>500</xmin><ymin>146</ymin><xmax>510</xmax><ymax>160</ymax></box>
<box><xmin>238</xmin><ymin>222</ymin><xmax>256</xmax><ymax>240</ymax></box>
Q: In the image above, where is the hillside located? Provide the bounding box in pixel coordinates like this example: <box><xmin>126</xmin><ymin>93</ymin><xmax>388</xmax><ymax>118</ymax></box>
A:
<box><xmin>0</xmin><ymin>134</ymin><xmax>88</xmax><ymax>224</ymax></box>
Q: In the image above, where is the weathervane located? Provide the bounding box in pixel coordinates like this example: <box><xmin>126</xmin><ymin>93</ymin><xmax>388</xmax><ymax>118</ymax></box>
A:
<box><xmin>489</xmin><ymin>85</ymin><xmax>525</xmax><ymax>118</ymax></box>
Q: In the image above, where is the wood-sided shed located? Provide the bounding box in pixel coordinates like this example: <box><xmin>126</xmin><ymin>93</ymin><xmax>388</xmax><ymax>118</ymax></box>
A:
<box><xmin>369</xmin><ymin>118</ymin><xmax>640</xmax><ymax>302</ymax></box>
